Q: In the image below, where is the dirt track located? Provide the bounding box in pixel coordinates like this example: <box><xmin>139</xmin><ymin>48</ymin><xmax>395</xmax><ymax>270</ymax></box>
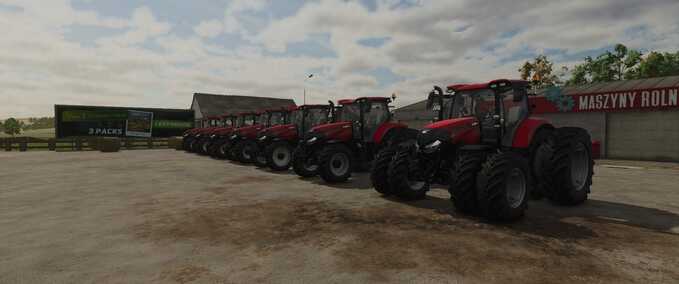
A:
<box><xmin>1</xmin><ymin>150</ymin><xmax>678</xmax><ymax>283</ymax></box>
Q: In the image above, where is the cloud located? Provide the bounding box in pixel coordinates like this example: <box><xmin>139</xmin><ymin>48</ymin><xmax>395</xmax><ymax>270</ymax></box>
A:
<box><xmin>194</xmin><ymin>19</ymin><xmax>224</xmax><ymax>38</ymax></box>
<box><xmin>2</xmin><ymin>0</ymin><xmax>679</xmax><ymax>118</ymax></box>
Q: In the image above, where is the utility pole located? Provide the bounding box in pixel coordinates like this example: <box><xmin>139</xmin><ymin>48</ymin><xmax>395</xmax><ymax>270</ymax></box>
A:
<box><xmin>304</xmin><ymin>74</ymin><xmax>313</xmax><ymax>105</ymax></box>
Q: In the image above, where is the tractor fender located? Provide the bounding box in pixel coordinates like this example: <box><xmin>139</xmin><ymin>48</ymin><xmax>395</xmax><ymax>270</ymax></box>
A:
<box><xmin>373</xmin><ymin>122</ymin><xmax>409</xmax><ymax>145</ymax></box>
<box><xmin>511</xmin><ymin>117</ymin><xmax>553</xmax><ymax>149</ymax></box>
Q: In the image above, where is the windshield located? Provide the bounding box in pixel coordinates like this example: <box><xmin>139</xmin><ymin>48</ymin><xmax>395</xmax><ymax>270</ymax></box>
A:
<box><xmin>338</xmin><ymin>103</ymin><xmax>360</xmax><ymax>122</ymax></box>
<box><xmin>238</xmin><ymin>115</ymin><xmax>255</xmax><ymax>127</ymax></box>
<box><xmin>450</xmin><ymin>89</ymin><xmax>493</xmax><ymax>118</ymax></box>
<box><xmin>269</xmin><ymin>111</ymin><xmax>287</xmax><ymax>126</ymax></box>
<box><xmin>223</xmin><ymin>117</ymin><xmax>234</xmax><ymax>127</ymax></box>
<box><xmin>290</xmin><ymin>110</ymin><xmax>303</xmax><ymax>128</ymax></box>
<box><xmin>305</xmin><ymin>107</ymin><xmax>329</xmax><ymax>130</ymax></box>
<box><xmin>258</xmin><ymin>113</ymin><xmax>269</xmax><ymax>125</ymax></box>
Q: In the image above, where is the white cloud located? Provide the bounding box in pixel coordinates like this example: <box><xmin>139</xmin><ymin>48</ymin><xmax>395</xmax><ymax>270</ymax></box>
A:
<box><xmin>194</xmin><ymin>19</ymin><xmax>224</xmax><ymax>38</ymax></box>
<box><xmin>2</xmin><ymin>0</ymin><xmax>679</xmax><ymax>118</ymax></box>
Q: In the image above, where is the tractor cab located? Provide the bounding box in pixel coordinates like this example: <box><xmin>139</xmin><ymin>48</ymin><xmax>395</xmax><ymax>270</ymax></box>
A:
<box><xmin>423</xmin><ymin>79</ymin><xmax>532</xmax><ymax>148</ymax></box>
<box><xmin>328</xmin><ymin>97</ymin><xmax>393</xmax><ymax>143</ymax></box>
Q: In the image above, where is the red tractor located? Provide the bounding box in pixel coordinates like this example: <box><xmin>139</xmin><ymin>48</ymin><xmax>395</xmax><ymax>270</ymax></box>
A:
<box><xmin>197</xmin><ymin>114</ymin><xmax>238</xmax><ymax>156</ymax></box>
<box><xmin>293</xmin><ymin>97</ymin><xmax>417</xmax><ymax>183</ymax></box>
<box><xmin>185</xmin><ymin>116</ymin><xmax>222</xmax><ymax>153</ymax></box>
<box><xmin>376</xmin><ymin>79</ymin><xmax>593</xmax><ymax>222</ymax></box>
<box><xmin>253</xmin><ymin>104</ymin><xmax>333</xmax><ymax>171</ymax></box>
<box><xmin>227</xmin><ymin>108</ymin><xmax>292</xmax><ymax>163</ymax></box>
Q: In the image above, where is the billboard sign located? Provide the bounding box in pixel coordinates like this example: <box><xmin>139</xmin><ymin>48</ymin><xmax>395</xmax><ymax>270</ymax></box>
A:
<box><xmin>55</xmin><ymin>105</ymin><xmax>194</xmax><ymax>138</ymax></box>
<box><xmin>531</xmin><ymin>86</ymin><xmax>679</xmax><ymax>114</ymax></box>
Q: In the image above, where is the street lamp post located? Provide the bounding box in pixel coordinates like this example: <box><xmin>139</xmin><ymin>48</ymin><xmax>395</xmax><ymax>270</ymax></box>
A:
<box><xmin>304</xmin><ymin>74</ymin><xmax>313</xmax><ymax>105</ymax></box>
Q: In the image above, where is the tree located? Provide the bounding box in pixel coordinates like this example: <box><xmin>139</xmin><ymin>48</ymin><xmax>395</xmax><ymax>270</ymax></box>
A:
<box><xmin>628</xmin><ymin>51</ymin><xmax>679</xmax><ymax>79</ymax></box>
<box><xmin>565</xmin><ymin>44</ymin><xmax>643</xmax><ymax>85</ymax></box>
<box><xmin>2</xmin><ymin>118</ymin><xmax>23</xmax><ymax>137</ymax></box>
<box><xmin>519</xmin><ymin>55</ymin><xmax>561</xmax><ymax>88</ymax></box>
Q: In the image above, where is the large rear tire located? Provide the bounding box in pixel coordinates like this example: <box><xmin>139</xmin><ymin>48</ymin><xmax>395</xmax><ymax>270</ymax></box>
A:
<box><xmin>236</xmin><ymin>140</ymin><xmax>258</xmax><ymax>163</ymax></box>
<box><xmin>371</xmin><ymin>145</ymin><xmax>398</xmax><ymax>195</ymax></box>
<box><xmin>266</xmin><ymin>141</ymin><xmax>293</xmax><ymax>171</ymax></box>
<box><xmin>545</xmin><ymin>127</ymin><xmax>593</xmax><ymax>205</ymax></box>
<box><xmin>318</xmin><ymin>144</ymin><xmax>354</xmax><ymax>183</ymax></box>
<box><xmin>477</xmin><ymin>152</ymin><xmax>530</xmax><ymax>222</ymax></box>
<box><xmin>292</xmin><ymin>146</ymin><xmax>319</xmax><ymax>177</ymax></box>
<box><xmin>389</xmin><ymin>145</ymin><xmax>429</xmax><ymax>200</ymax></box>
<box><xmin>528</xmin><ymin>128</ymin><xmax>555</xmax><ymax>199</ymax></box>
<box><xmin>449</xmin><ymin>152</ymin><xmax>484</xmax><ymax>214</ymax></box>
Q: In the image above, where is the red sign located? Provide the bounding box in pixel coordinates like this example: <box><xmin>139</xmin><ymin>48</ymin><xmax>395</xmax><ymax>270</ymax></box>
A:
<box><xmin>531</xmin><ymin>87</ymin><xmax>679</xmax><ymax>114</ymax></box>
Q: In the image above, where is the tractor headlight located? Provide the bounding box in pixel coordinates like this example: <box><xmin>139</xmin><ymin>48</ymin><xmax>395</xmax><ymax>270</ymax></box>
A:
<box><xmin>210</xmin><ymin>134</ymin><xmax>216</xmax><ymax>139</ymax></box>
<box><xmin>422</xmin><ymin>140</ymin><xmax>441</xmax><ymax>153</ymax></box>
<box><xmin>230</xmin><ymin>134</ymin><xmax>238</xmax><ymax>140</ymax></box>
<box><xmin>258</xmin><ymin>135</ymin><xmax>267</xmax><ymax>141</ymax></box>
<box><xmin>306</xmin><ymin>136</ymin><xmax>318</xmax><ymax>144</ymax></box>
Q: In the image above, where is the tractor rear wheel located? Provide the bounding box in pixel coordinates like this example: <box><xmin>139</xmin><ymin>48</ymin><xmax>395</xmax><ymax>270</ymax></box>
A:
<box><xmin>215</xmin><ymin>141</ymin><xmax>230</xmax><ymax>159</ymax></box>
<box><xmin>236</xmin><ymin>140</ymin><xmax>258</xmax><ymax>163</ymax></box>
<box><xmin>545</xmin><ymin>127</ymin><xmax>593</xmax><ymax>205</ymax></box>
<box><xmin>450</xmin><ymin>152</ymin><xmax>484</xmax><ymax>214</ymax></box>
<box><xmin>189</xmin><ymin>139</ymin><xmax>200</xmax><ymax>153</ymax></box>
<box><xmin>370</xmin><ymin>145</ymin><xmax>398</xmax><ymax>195</ymax></box>
<box><xmin>318</xmin><ymin>144</ymin><xmax>354</xmax><ymax>183</ymax></box>
<box><xmin>199</xmin><ymin>140</ymin><xmax>211</xmax><ymax>155</ymax></box>
<box><xmin>528</xmin><ymin>128</ymin><xmax>555</xmax><ymax>199</ymax></box>
<box><xmin>292</xmin><ymin>146</ymin><xmax>319</xmax><ymax>177</ymax></box>
<box><xmin>254</xmin><ymin>151</ymin><xmax>268</xmax><ymax>168</ymax></box>
<box><xmin>389</xmin><ymin>145</ymin><xmax>429</xmax><ymax>200</ymax></box>
<box><xmin>266</xmin><ymin>141</ymin><xmax>293</xmax><ymax>171</ymax></box>
<box><xmin>477</xmin><ymin>152</ymin><xmax>530</xmax><ymax>222</ymax></box>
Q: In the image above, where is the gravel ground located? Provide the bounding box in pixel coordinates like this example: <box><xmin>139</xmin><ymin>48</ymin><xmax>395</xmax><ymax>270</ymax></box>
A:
<box><xmin>1</xmin><ymin>150</ymin><xmax>678</xmax><ymax>283</ymax></box>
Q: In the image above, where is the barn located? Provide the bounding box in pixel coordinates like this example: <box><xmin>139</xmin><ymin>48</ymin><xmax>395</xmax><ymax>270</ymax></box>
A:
<box><xmin>394</xmin><ymin>76</ymin><xmax>679</xmax><ymax>161</ymax></box>
<box><xmin>190</xmin><ymin>93</ymin><xmax>296</xmax><ymax>127</ymax></box>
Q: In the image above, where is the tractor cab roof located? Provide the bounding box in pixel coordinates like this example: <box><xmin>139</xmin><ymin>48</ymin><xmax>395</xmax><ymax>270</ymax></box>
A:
<box><xmin>447</xmin><ymin>79</ymin><xmax>529</xmax><ymax>92</ymax></box>
<box><xmin>297</xmin><ymin>104</ymin><xmax>331</xmax><ymax>110</ymax></box>
<box><xmin>237</xmin><ymin>111</ymin><xmax>260</xmax><ymax>116</ymax></box>
<box><xmin>206</xmin><ymin>115</ymin><xmax>220</xmax><ymax>120</ymax></box>
<box><xmin>337</xmin><ymin>97</ymin><xmax>391</xmax><ymax>105</ymax></box>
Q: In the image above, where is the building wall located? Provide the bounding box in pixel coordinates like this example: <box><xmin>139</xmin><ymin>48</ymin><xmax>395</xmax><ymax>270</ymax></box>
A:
<box><xmin>607</xmin><ymin>111</ymin><xmax>679</xmax><ymax>161</ymax></box>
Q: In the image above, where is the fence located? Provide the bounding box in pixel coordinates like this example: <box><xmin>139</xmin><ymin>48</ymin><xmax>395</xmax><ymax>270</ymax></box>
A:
<box><xmin>0</xmin><ymin>137</ymin><xmax>177</xmax><ymax>152</ymax></box>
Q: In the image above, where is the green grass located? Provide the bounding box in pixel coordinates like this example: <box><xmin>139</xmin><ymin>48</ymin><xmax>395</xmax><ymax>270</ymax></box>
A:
<box><xmin>0</xmin><ymin>128</ymin><xmax>55</xmax><ymax>138</ymax></box>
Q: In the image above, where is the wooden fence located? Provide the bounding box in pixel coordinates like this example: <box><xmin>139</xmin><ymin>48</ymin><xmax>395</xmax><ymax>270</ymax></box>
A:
<box><xmin>0</xmin><ymin>137</ymin><xmax>177</xmax><ymax>152</ymax></box>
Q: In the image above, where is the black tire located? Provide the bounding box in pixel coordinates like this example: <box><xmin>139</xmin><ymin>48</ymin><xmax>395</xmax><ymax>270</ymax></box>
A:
<box><xmin>236</xmin><ymin>140</ymin><xmax>258</xmax><ymax>163</ymax></box>
<box><xmin>528</xmin><ymin>128</ymin><xmax>555</xmax><ymax>199</ymax></box>
<box><xmin>370</xmin><ymin>145</ymin><xmax>398</xmax><ymax>195</ymax></box>
<box><xmin>544</xmin><ymin>127</ymin><xmax>593</xmax><ymax>205</ymax></box>
<box><xmin>253</xmin><ymin>144</ymin><xmax>268</xmax><ymax>168</ymax></box>
<box><xmin>207</xmin><ymin>141</ymin><xmax>220</xmax><ymax>157</ymax></box>
<box><xmin>477</xmin><ymin>152</ymin><xmax>531</xmax><ymax>222</ymax></box>
<box><xmin>318</xmin><ymin>144</ymin><xmax>354</xmax><ymax>183</ymax></box>
<box><xmin>389</xmin><ymin>145</ymin><xmax>430</xmax><ymax>200</ymax></box>
<box><xmin>292</xmin><ymin>146</ymin><xmax>318</xmax><ymax>177</ymax></box>
<box><xmin>189</xmin><ymin>138</ymin><xmax>201</xmax><ymax>153</ymax></box>
<box><xmin>265</xmin><ymin>141</ymin><xmax>294</xmax><ymax>171</ymax></box>
<box><xmin>215</xmin><ymin>141</ymin><xmax>231</xmax><ymax>159</ymax></box>
<box><xmin>449</xmin><ymin>152</ymin><xmax>484</xmax><ymax>214</ymax></box>
<box><xmin>198</xmin><ymin>139</ymin><xmax>211</xmax><ymax>155</ymax></box>
<box><xmin>182</xmin><ymin>137</ymin><xmax>193</xmax><ymax>151</ymax></box>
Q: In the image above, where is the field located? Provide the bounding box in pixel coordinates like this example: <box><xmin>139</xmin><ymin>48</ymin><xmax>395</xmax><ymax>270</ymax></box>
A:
<box><xmin>0</xmin><ymin>128</ymin><xmax>55</xmax><ymax>138</ymax></box>
<box><xmin>1</xmin><ymin>150</ymin><xmax>678</xmax><ymax>283</ymax></box>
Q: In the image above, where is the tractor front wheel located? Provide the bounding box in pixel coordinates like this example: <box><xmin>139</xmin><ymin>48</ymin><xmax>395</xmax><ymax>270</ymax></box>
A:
<box><xmin>318</xmin><ymin>144</ymin><xmax>354</xmax><ymax>183</ymax></box>
<box><xmin>545</xmin><ymin>127</ymin><xmax>593</xmax><ymax>205</ymax></box>
<box><xmin>450</xmin><ymin>152</ymin><xmax>484</xmax><ymax>214</ymax></box>
<box><xmin>292</xmin><ymin>146</ymin><xmax>319</xmax><ymax>177</ymax></box>
<box><xmin>477</xmin><ymin>152</ymin><xmax>530</xmax><ymax>222</ymax></box>
<box><xmin>266</xmin><ymin>141</ymin><xmax>294</xmax><ymax>171</ymax></box>
<box><xmin>389</xmin><ymin>145</ymin><xmax>430</xmax><ymax>200</ymax></box>
<box><xmin>371</xmin><ymin>145</ymin><xmax>398</xmax><ymax>195</ymax></box>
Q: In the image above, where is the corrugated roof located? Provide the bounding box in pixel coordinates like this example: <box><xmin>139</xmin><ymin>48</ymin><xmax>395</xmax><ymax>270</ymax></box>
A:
<box><xmin>190</xmin><ymin>93</ymin><xmax>296</xmax><ymax>118</ymax></box>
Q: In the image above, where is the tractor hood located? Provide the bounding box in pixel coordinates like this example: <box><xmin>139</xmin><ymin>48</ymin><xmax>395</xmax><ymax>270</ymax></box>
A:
<box><xmin>235</xmin><ymin>124</ymin><xmax>265</xmax><ymax>139</ymax></box>
<box><xmin>259</xmin><ymin>123</ymin><xmax>298</xmax><ymax>141</ymax></box>
<box><xmin>307</xmin><ymin>121</ymin><xmax>352</xmax><ymax>143</ymax></box>
<box><xmin>211</xmin><ymin>126</ymin><xmax>235</xmax><ymax>136</ymax></box>
<box><xmin>420</xmin><ymin>117</ymin><xmax>480</xmax><ymax>146</ymax></box>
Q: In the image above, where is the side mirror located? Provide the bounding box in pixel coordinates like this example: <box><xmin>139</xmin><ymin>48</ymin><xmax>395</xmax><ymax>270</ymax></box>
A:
<box><xmin>425</xmin><ymin>91</ymin><xmax>436</xmax><ymax>110</ymax></box>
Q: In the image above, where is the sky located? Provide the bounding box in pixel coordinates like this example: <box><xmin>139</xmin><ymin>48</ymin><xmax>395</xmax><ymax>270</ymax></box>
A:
<box><xmin>1</xmin><ymin>0</ymin><xmax>679</xmax><ymax>118</ymax></box>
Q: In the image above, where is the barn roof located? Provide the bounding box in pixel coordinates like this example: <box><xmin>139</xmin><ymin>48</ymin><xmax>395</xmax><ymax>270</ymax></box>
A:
<box><xmin>190</xmin><ymin>93</ymin><xmax>296</xmax><ymax>118</ymax></box>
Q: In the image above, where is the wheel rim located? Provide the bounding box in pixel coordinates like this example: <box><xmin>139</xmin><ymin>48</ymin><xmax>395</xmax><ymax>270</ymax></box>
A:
<box><xmin>571</xmin><ymin>142</ymin><xmax>589</xmax><ymax>191</ymax></box>
<box><xmin>329</xmin><ymin>153</ymin><xmax>350</xmax><ymax>177</ymax></box>
<box><xmin>256</xmin><ymin>154</ymin><xmax>266</xmax><ymax>164</ymax></box>
<box><xmin>506</xmin><ymin>168</ymin><xmax>527</xmax><ymax>209</ymax></box>
<box><xmin>406</xmin><ymin>157</ymin><xmax>426</xmax><ymax>190</ymax></box>
<box><xmin>219</xmin><ymin>144</ymin><xmax>227</xmax><ymax>156</ymax></box>
<box><xmin>273</xmin><ymin>147</ymin><xmax>291</xmax><ymax>167</ymax></box>
<box><xmin>202</xmin><ymin>143</ymin><xmax>208</xmax><ymax>153</ymax></box>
